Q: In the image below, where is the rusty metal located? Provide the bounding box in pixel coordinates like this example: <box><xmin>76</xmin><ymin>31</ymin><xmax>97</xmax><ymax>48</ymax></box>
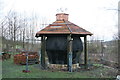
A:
<box><xmin>14</xmin><ymin>51</ymin><xmax>39</xmax><ymax>65</ymax></box>
<box><xmin>1</xmin><ymin>52</ymin><xmax>11</xmax><ymax>60</ymax></box>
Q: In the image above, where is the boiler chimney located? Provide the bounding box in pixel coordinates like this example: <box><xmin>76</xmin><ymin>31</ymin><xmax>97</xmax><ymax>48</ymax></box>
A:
<box><xmin>56</xmin><ymin>13</ymin><xmax>69</xmax><ymax>21</ymax></box>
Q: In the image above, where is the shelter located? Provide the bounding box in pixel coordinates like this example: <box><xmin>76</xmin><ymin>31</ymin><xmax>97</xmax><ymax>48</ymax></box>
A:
<box><xmin>35</xmin><ymin>13</ymin><xmax>92</xmax><ymax>72</ymax></box>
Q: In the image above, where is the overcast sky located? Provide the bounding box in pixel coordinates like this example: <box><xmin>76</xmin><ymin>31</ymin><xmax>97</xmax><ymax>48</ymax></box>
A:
<box><xmin>0</xmin><ymin>0</ymin><xmax>119</xmax><ymax>41</ymax></box>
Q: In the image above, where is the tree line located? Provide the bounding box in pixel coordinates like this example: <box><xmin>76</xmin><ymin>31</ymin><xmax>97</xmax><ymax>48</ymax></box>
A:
<box><xmin>0</xmin><ymin>11</ymin><xmax>48</xmax><ymax>54</ymax></box>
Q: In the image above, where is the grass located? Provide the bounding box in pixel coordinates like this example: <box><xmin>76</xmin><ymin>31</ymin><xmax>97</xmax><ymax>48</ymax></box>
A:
<box><xmin>93</xmin><ymin>64</ymin><xmax>103</xmax><ymax>67</ymax></box>
<box><xmin>2</xmin><ymin>56</ymin><xmax>117</xmax><ymax>78</ymax></box>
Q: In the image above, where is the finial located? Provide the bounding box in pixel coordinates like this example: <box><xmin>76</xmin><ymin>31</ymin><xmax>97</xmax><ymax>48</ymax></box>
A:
<box><xmin>57</xmin><ymin>8</ymin><xmax>68</xmax><ymax>13</ymax></box>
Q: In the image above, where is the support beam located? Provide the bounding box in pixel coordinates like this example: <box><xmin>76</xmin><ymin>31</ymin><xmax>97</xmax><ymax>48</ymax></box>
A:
<box><xmin>67</xmin><ymin>35</ymin><xmax>73</xmax><ymax>72</ymax></box>
<box><xmin>41</xmin><ymin>36</ymin><xmax>46</xmax><ymax>69</ymax></box>
<box><xmin>84</xmin><ymin>36</ymin><xmax>87</xmax><ymax>69</ymax></box>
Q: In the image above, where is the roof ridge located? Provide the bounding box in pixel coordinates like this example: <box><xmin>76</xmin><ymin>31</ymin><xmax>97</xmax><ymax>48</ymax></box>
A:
<box><xmin>64</xmin><ymin>20</ymin><xmax>72</xmax><ymax>33</ymax></box>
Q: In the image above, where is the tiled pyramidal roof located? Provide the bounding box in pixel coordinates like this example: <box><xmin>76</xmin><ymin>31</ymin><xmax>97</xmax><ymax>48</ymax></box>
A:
<box><xmin>36</xmin><ymin>13</ymin><xmax>92</xmax><ymax>37</ymax></box>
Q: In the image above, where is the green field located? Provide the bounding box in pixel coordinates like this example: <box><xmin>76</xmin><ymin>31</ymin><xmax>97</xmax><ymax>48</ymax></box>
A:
<box><xmin>2</xmin><ymin>56</ymin><xmax>117</xmax><ymax>78</ymax></box>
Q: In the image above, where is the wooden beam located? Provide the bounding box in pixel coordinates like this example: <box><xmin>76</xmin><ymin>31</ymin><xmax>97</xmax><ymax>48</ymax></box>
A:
<box><xmin>84</xmin><ymin>36</ymin><xmax>87</xmax><ymax>69</ymax></box>
<box><xmin>41</xmin><ymin>35</ymin><xmax>46</xmax><ymax>69</ymax></box>
<box><xmin>67</xmin><ymin>34</ymin><xmax>73</xmax><ymax>72</ymax></box>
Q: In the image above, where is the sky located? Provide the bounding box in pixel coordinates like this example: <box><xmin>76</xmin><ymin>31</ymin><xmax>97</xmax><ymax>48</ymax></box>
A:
<box><xmin>0</xmin><ymin>0</ymin><xmax>119</xmax><ymax>41</ymax></box>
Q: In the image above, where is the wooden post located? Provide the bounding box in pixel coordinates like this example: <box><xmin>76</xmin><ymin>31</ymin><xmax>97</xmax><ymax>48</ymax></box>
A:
<box><xmin>118</xmin><ymin>39</ymin><xmax>120</xmax><ymax>75</ymax></box>
<box><xmin>41</xmin><ymin>36</ymin><xmax>46</xmax><ymax>69</ymax></box>
<box><xmin>67</xmin><ymin>35</ymin><xmax>73</xmax><ymax>72</ymax></box>
<box><xmin>84</xmin><ymin>36</ymin><xmax>87</xmax><ymax>69</ymax></box>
